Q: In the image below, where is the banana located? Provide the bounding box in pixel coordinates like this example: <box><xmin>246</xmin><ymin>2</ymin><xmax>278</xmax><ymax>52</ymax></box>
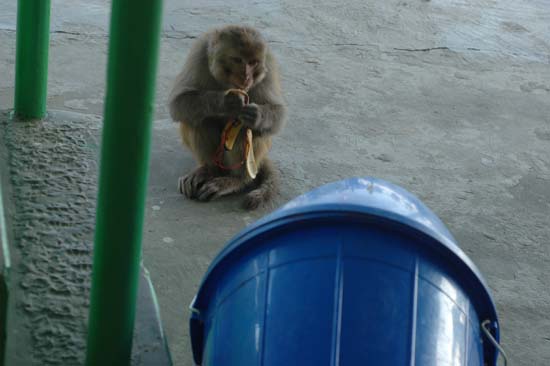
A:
<box><xmin>224</xmin><ymin>88</ymin><xmax>250</xmax><ymax>105</ymax></box>
<box><xmin>218</xmin><ymin>89</ymin><xmax>257</xmax><ymax>179</ymax></box>
<box><xmin>223</xmin><ymin>89</ymin><xmax>249</xmax><ymax>151</ymax></box>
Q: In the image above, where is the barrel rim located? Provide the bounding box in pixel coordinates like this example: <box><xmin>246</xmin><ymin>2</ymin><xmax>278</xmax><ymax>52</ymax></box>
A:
<box><xmin>193</xmin><ymin>206</ymin><xmax>497</xmax><ymax>314</ymax></box>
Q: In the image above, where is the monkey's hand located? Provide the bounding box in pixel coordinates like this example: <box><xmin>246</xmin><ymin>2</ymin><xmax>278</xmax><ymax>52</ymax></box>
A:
<box><xmin>224</xmin><ymin>92</ymin><xmax>246</xmax><ymax>115</ymax></box>
<box><xmin>238</xmin><ymin>103</ymin><xmax>262</xmax><ymax>130</ymax></box>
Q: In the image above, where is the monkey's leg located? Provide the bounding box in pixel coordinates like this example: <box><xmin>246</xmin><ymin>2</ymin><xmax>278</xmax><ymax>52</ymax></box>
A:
<box><xmin>195</xmin><ymin>175</ymin><xmax>248</xmax><ymax>202</ymax></box>
<box><xmin>178</xmin><ymin>165</ymin><xmax>216</xmax><ymax>199</ymax></box>
<box><xmin>178</xmin><ymin>118</ymin><xmax>226</xmax><ymax>199</ymax></box>
<box><xmin>242</xmin><ymin>158</ymin><xmax>279</xmax><ymax>210</ymax></box>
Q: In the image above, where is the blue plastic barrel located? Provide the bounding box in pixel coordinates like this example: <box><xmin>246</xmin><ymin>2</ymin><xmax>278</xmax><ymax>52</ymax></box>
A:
<box><xmin>189</xmin><ymin>177</ymin><xmax>501</xmax><ymax>365</ymax></box>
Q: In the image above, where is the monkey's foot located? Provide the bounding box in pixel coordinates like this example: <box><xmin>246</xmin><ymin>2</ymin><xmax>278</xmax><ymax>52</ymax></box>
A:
<box><xmin>242</xmin><ymin>189</ymin><xmax>267</xmax><ymax>210</ymax></box>
<box><xmin>178</xmin><ymin>166</ymin><xmax>212</xmax><ymax>199</ymax></box>
<box><xmin>195</xmin><ymin>177</ymin><xmax>244</xmax><ymax>202</ymax></box>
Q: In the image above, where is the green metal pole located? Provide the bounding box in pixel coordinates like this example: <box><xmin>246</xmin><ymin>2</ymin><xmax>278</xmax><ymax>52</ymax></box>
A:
<box><xmin>14</xmin><ymin>0</ymin><xmax>51</xmax><ymax>119</ymax></box>
<box><xmin>85</xmin><ymin>0</ymin><xmax>163</xmax><ymax>365</ymax></box>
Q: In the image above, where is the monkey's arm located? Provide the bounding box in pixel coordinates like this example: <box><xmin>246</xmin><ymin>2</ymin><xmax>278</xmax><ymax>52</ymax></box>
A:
<box><xmin>239</xmin><ymin>103</ymin><xmax>286</xmax><ymax>136</ymax></box>
<box><xmin>169</xmin><ymin>89</ymin><xmax>229</xmax><ymax>127</ymax></box>
<box><xmin>241</xmin><ymin>60</ymin><xmax>287</xmax><ymax>135</ymax></box>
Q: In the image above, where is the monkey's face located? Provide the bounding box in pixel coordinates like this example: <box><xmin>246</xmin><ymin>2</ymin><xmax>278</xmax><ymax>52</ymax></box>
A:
<box><xmin>210</xmin><ymin>45</ymin><xmax>267</xmax><ymax>91</ymax></box>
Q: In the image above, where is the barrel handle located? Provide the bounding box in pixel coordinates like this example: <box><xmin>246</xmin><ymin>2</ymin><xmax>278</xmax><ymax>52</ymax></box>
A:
<box><xmin>481</xmin><ymin>319</ymin><xmax>509</xmax><ymax>366</ymax></box>
<box><xmin>189</xmin><ymin>296</ymin><xmax>204</xmax><ymax>365</ymax></box>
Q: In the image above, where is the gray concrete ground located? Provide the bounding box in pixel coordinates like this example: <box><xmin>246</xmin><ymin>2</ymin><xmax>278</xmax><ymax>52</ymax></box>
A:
<box><xmin>1</xmin><ymin>0</ymin><xmax>549</xmax><ymax>365</ymax></box>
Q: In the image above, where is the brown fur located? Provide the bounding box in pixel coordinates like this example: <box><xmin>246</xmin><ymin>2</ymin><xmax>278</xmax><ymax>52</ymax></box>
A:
<box><xmin>170</xmin><ymin>25</ymin><xmax>286</xmax><ymax>209</ymax></box>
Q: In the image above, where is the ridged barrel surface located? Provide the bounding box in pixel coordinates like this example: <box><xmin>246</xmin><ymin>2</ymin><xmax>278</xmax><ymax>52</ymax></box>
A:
<box><xmin>190</xmin><ymin>177</ymin><xmax>499</xmax><ymax>365</ymax></box>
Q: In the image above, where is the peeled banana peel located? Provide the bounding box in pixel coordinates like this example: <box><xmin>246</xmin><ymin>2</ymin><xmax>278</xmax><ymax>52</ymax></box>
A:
<box><xmin>245</xmin><ymin>129</ymin><xmax>258</xmax><ymax>179</ymax></box>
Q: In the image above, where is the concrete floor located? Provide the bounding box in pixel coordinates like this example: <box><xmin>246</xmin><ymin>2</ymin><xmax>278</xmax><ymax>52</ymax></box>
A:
<box><xmin>1</xmin><ymin>0</ymin><xmax>549</xmax><ymax>365</ymax></box>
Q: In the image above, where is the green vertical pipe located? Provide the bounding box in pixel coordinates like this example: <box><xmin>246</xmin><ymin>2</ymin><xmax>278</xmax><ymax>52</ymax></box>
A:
<box><xmin>14</xmin><ymin>0</ymin><xmax>51</xmax><ymax>119</ymax></box>
<box><xmin>85</xmin><ymin>0</ymin><xmax>163</xmax><ymax>365</ymax></box>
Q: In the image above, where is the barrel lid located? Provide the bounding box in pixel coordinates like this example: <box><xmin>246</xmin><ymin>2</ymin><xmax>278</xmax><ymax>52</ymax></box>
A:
<box><xmin>191</xmin><ymin>177</ymin><xmax>499</xmax><ymax>348</ymax></box>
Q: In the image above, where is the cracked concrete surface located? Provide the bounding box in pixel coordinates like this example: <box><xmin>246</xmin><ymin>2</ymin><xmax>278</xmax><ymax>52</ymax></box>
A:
<box><xmin>1</xmin><ymin>0</ymin><xmax>549</xmax><ymax>365</ymax></box>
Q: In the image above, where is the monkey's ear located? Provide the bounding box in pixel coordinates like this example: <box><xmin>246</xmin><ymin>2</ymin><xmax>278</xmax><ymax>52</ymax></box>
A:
<box><xmin>209</xmin><ymin>29</ymin><xmax>225</xmax><ymax>45</ymax></box>
<box><xmin>207</xmin><ymin>31</ymin><xmax>222</xmax><ymax>57</ymax></box>
<box><xmin>214</xmin><ymin>28</ymin><xmax>234</xmax><ymax>43</ymax></box>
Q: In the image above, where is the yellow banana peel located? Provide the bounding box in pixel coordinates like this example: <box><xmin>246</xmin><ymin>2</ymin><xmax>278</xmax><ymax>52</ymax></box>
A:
<box><xmin>245</xmin><ymin>128</ymin><xmax>258</xmax><ymax>179</ymax></box>
<box><xmin>223</xmin><ymin>121</ymin><xmax>243</xmax><ymax>151</ymax></box>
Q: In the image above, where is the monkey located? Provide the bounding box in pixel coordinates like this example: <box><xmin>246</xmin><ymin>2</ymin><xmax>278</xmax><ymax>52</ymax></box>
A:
<box><xmin>168</xmin><ymin>25</ymin><xmax>286</xmax><ymax>210</ymax></box>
